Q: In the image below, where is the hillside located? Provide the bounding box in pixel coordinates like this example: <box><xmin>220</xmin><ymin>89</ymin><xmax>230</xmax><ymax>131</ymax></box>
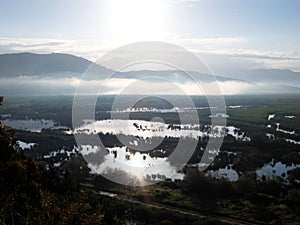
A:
<box><xmin>0</xmin><ymin>52</ymin><xmax>112</xmax><ymax>78</ymax></box>
<box><xmin>1</xmin><ymin>52</ymin><xmax>300</xmax><ymax>95</ymax></box>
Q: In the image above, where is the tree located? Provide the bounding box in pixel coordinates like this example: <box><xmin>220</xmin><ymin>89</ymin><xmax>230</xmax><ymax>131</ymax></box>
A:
<box><xmin>183</xmin><ymin>168</ymin><xmax>215</xmax><ymax>196</ymax></box>
<box><xmin>0</xmin><ymin>123</ymin><xmax>19</xmax><ymax>164</ymax></box>
<box><xmin>0</xmin><ymin>96</ymin><xmax>106</xmax><ymax>224</ymax></box>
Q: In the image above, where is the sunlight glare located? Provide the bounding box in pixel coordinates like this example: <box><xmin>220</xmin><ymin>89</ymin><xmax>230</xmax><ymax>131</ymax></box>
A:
<box><xmin>109</xmin><ymin>0</ymin><xmax>166</xmax><ymax>41</ymax></box>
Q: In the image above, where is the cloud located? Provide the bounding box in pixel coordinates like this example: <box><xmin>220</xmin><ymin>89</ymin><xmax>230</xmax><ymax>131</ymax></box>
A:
<box><xmin>179</xmin><ymin>37</ymin><xmax>247</xmax><ymax>45</ymax></box>
<box><xmin>165</xmin><ymin>0</ymin><xmax>202</xmax><ymax>6</ymax></box>
<box><xmin>216</xmin><ymin>81</ymin><xmax>252</xmax><ymax>95</ymax></box>
<box><xmin>0</xmin><ymin>37</ymin><xmax>109</xmax><ymax>61</ymax></box>
<box><xmin>211</xmin><ymin>49</ymin><xmax>300</xmax><ymax>72</ymax></box>
<box><xmin>168</xmin><ymin>0</ymin><xmax>201</xmax><ymax>3</ymax></box>
<box><xmin>0</xmin><ymin>38</ymin><xmax>70</xmax><ymax>51</ymax></box>
<box><xmin>171</xmin><ymin>36</ymin><xmax>247</xmax><ymax>52</ymax></box>
<box><xmin>169</xmin><ymin>36</ymin><xmax>300</xmax><ymax>72</ymax></box>
<box><xmin>1</xmin><ymin>36</ymin><xmax>300</xmax><ymax>74</ymax></box>
<box><xmin>0</xmin><ymin>75</ymin><xmax>252</xmax><ymax>96</ymax></box>
<box><xmin>204</xmin><ymin>48</ymin><xmax>300</xmax><ymax>61</ymax></box>
<box><xmin>171</xmin><ymin>36</ymin><xmax>300</xmax><ymax>61</ymax></box>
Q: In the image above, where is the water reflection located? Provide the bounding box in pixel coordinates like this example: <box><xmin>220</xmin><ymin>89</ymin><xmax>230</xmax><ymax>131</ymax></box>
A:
<box><xmin>84</xmin><ymin>146</ymin><xmax>184</xmax><ymax>185</ymax></box>
<box><xmin>256</xmin><ymin>159</ymin><xmax>300</xmax><ymax>182</ymax></box>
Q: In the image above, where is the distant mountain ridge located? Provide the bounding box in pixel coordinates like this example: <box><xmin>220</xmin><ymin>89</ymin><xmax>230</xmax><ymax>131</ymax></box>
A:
<box><xmin>235</xmin><ymin>69</ymin><xmax>300</xmax><ymax>86</ymax></box>
<box><xmin>0</xmin><ymin>52</ymin><xmax>250</xmax><ymax>87</ymax></box>
<box><xmin>0</xmin><ymin>52</ymin><xmax>112</xmax><ymax>78</ymax></box>
<box><xmin>0</xmin><ymin>52</ymin><xmax>300</xmax><ymax>95</ymax></box>
<box><xmin>0</xmin><ymin>52</ymin><xmax>299</xmax><ymax>84</ymax></box>
<box><xmin>0</xmin><ymin>53</ymin><xmax>241</xmax><ymax>82</ymax></box>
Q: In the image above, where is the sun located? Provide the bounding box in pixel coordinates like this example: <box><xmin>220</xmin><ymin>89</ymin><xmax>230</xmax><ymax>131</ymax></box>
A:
<box><xmin>108</xmin><ymin>0</ymin><xmax>166</xmax><ymax>41</ymax></box>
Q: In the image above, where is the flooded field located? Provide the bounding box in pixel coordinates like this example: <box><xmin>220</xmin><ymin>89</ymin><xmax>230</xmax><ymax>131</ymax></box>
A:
<box><xmin>1</xmin><ymin>95</ymin><xmax>300</xmax><ymax>185</ymax></box>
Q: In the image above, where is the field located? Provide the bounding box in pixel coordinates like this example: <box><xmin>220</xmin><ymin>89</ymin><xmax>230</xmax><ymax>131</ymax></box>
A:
<box><xmin>1</xmin><ymin>94</ymin><xmax>300</xmax><ymax>224</ymax></box>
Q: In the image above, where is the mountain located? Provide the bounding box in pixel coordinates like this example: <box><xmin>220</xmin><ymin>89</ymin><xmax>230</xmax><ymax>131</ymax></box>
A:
<box><xmin>0</xmin><ymin>52</ymin><xmax>300</xmax><ymax>95</ymax></box>
<box><xmin>0</xmin><ymin>52</ymin><xmax>112</xmax><ymax>78</ymax></box>
<box><xmin>225</xmin><ymin>69</ymin><xmax>300</xmax><ymax>87</ymax></box>
<box><xmin>0</xmin><ymin>53</ymin><xmax>242</xmax><ymax>82</ymax></box>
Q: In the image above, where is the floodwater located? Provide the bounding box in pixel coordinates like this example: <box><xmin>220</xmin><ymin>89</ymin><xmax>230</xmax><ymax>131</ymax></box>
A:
<box><xmin>256</xmin><ymin>160</ymin><xmax>300</xmax><ymax>182</ymax></box>
<box><xmin>73</xmin><ymin>119</ymin><xmax>249</xmax><ymax>141</ymax></box>
<box><xmin>1</xmin><ymin>119</ymin><xmax>69</xmax><ymax>132</ymax></box>
<box><xmin>85</xmin><ymin>146</ymin><xmax>184</xmax><ymax>182</ymax></box>
<box><xmin>17</xmin><ymin>140</ymin><xmax>37</xmax><ymax>150</ymax></box>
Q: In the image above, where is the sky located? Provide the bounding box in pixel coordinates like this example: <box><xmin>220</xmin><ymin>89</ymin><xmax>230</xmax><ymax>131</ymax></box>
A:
<box><xmin>1</xmin><ymin>0</ymin><xmax>300</xmax><ymax>76</ymax></box>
